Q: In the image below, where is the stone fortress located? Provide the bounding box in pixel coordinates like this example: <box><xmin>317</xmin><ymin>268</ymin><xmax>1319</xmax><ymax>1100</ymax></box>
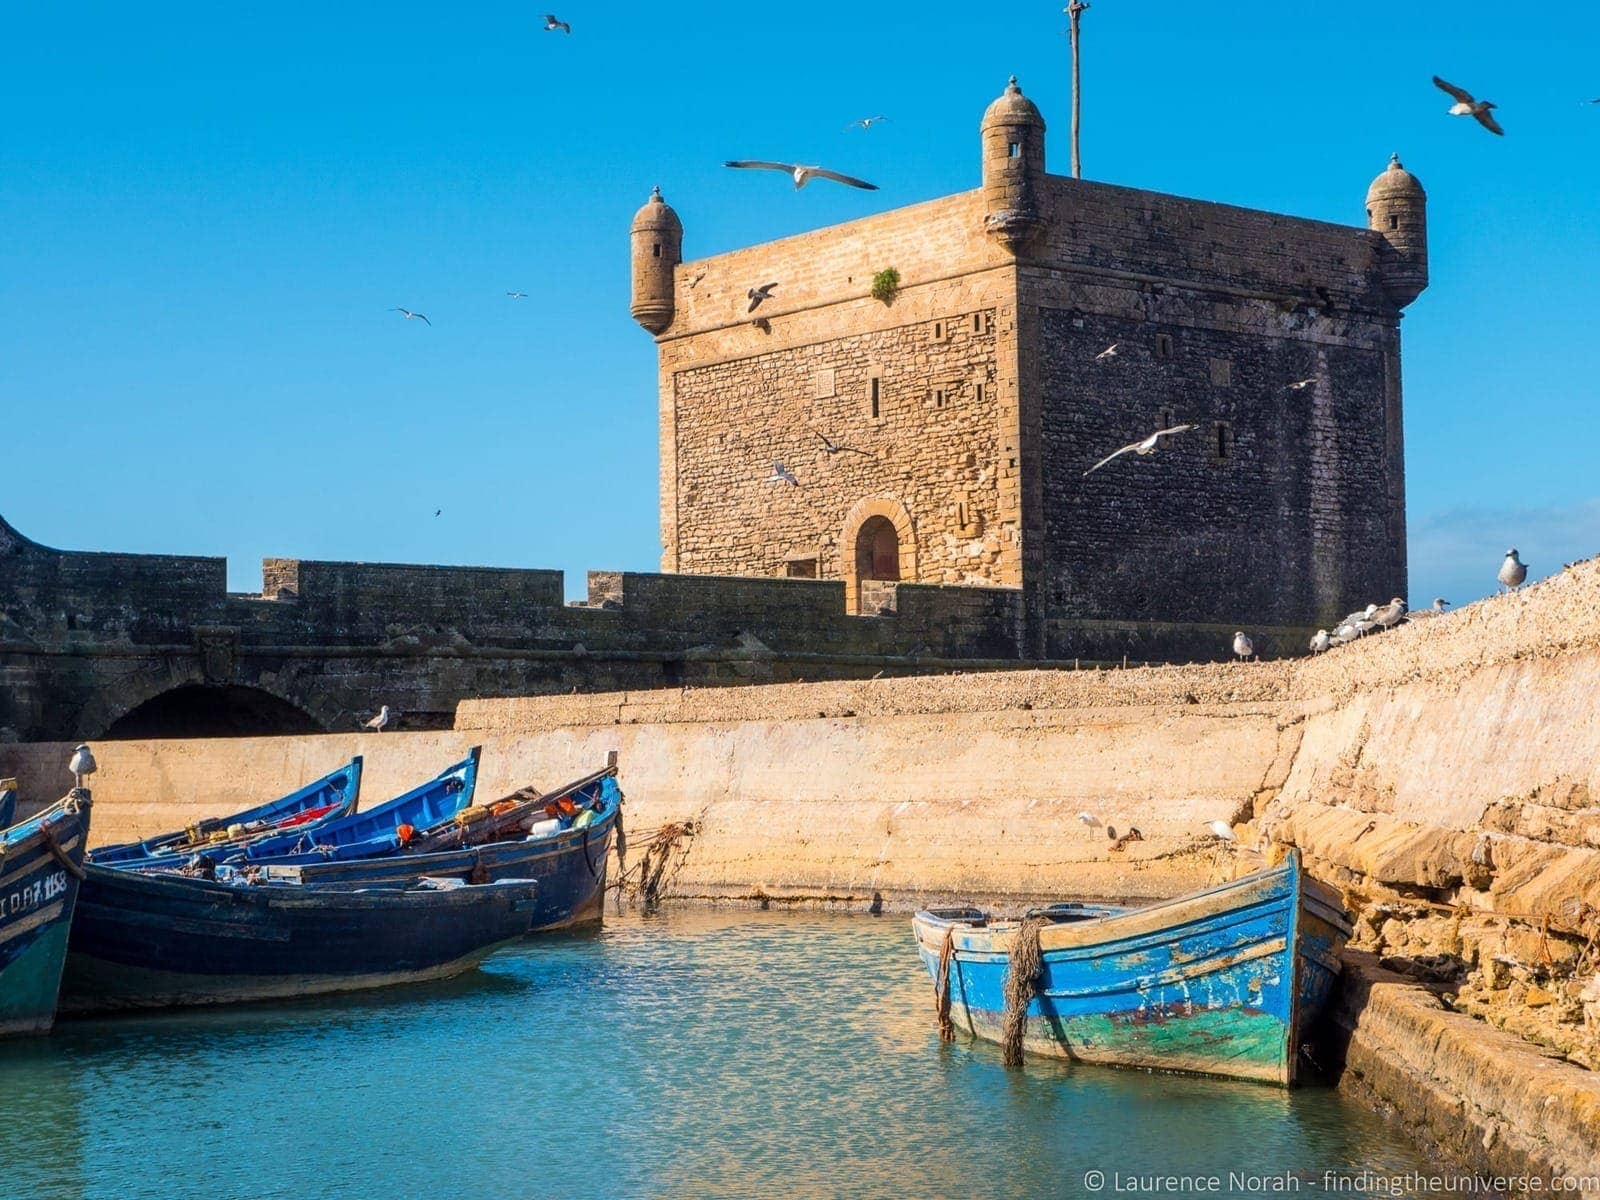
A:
<box><xmin>634</xmin><ymin>77</ymin><xmax>1428</xmax><ymax>658</ymax></box>
<box><xmin>2</xmin><ymin>77</ymin><xmax>1430</xmax><ymax>743</ymax></box>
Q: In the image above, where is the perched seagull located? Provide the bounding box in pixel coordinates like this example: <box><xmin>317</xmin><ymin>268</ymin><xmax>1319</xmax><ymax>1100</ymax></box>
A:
<box><xmin>1498</xmin><ymin>548</ymin><xmax>1528</xmax><ymax>592</ymax></box>
<box><xmin>1434</xmin><ymin>76</ymin><xmax>1504</xmax><ymax>135</ymax></box>
<box><xmin>814</xmin><ymin>429</ymin><xmax>872</xmax><ymax>457</ymax></box>
<box><xmin>1309</xmin><ymin>629</ymin><xmax>1332</xmax><ymax>654</ymax></box>
<box><xmin>768</xmin><ymin>462</ymin><xmax>800</xmax><ymax>488</ymax></box>
<box><xmin>1077</xmin><ymin>812</ymin><xmax>1100</xmax><ymax>828</ymax></box>
<box><xmin>746</xmin><ymin>283</ymin><xmax>778</xmax><ymax>313</ymax></box>
<box><xmin>1373</xmin><ymin>597</ymin><xmax>1408</xmax><ymax>629</ymax></box>
<box><xmin>1094</xmin><ymin>342</ymin><xmax>1121</xmax><ymax>362</ymax></box>
<box><xmin>1207</xmin><ymin>820</ymin><xmax>1238</xmax><ymax>843</ymax></box>
<box><xmin>363</xmin><ymin>706</ymin><xmax>393</xmax><ymax>733</ymax></box>
<box><xmin>1286</xmin><ymin>377</ymin><xmax>1318</xmax><ymax>391</ymax></box>
<box><xmin>724</xmin><ymin>161</ymin><xmax>879</xmax><ymax>191</ymax></box>
<box><xmin>1406</xmin><ymin>598</ymin><xmax>1452</xmax><ymax>621</ymax></box>
<box><xmin>543</xmin><ymin>14</ymin><xmax>571</xmax><ymax>33</ymax></box>
<box><xmin>1352</xmin><ymin>615</ymin><xmax>1379</xmax><ymax>638</ymax></box>
<box><xmin>69</xmin><ymin>743</ymin><xmax>97</xmax><ymax>789</ymax></box>
<box><xmin>1232</xmin><ymin>631</ymin><xmax>1255</xmax><ymax>661</ymax></box>
<box><xmin>1339</xmin><ymin>603</ymin><xmax>1379</xmax><ymax>630</ymax></box>
<box><xmin>506</xmin><ymin>291</ymin><xmax>528</xmax><ymax>299</ymax></box>
<box><xmin>845</xmin><ymin>116</ymin><xmax>890</xmax><ymax>131</ymax></box>
<box><xmin>392</xmin><ymin>307</ymin><xmax>430</xmax><ymax>325</ymax></box>
<box><xmin>1083</xmin><ymin>424</ymin><xmax>1195</xmax><ymax>476</ymax></box>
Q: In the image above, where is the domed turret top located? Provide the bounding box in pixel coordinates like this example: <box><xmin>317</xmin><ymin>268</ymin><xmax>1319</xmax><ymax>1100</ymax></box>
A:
<box><xmin>631</xmin><ymin>186</ymin><xmax>683</xmax><ymax>234</ymax></box>
<box><xmin>983</xmin><ymin>76</ymin><xmax>1045</xmax><ymax>130</ymax></box>
<box><xmin>1366</xmin><ymin>154</ymin><xmax>1425</xmax><ymax>204</ymax></box>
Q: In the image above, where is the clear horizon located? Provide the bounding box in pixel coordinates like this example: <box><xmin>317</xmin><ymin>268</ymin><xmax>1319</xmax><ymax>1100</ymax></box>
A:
<box><xmin>3</xmin><ymin>1</ymin><xmax>1596</xmax><ymax>614</ymax></box>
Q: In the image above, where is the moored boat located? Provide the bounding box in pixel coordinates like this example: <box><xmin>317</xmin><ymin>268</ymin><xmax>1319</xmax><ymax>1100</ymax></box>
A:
<box><xmin>0</xmin><ymin>778</ymin><xmax>16</xmax><ymax>831</ymax></box>
<box><xmin>89</xmin><ymin>758</ymin><xmax>363</xmax><ymax>867</ymax></box>
<box><xmin>60</xmin><ymin>868</ymin><xmax>538</xmax><ymax>1011</ymax></box>
<box><xmin>1</xmin><ymin>789</ymin><xmax>93</xmax><ymax>1037</ymax></box>
<box><xmin>242</xmin><ymin>764</ymin><xmax>622</xmax><ymax>930</ymax></box>
<box><xmin>912</xmin><ymin>850</ymin><xmax>1351</xmax><ymax>1086</ymax></box>
<box><xmin>228</xmin><ymin>748</ymin><xmax>480</xmax><ymax>865</ymax></box>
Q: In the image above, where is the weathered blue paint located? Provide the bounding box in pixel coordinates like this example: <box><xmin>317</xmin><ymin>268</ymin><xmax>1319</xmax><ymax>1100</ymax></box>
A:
<box><xmin>244</xmin><ymin>769</ymin><xmax>623</xmax><ymax>931</ymax></box>
<box><xmin>1</xmin><ymin>791</ymin><xmax>92</xmax><ymax>1037</ymax></box>
<box><xmin>912</xmin><ymin>851</ymin><xmax>1352</xmax><ymax>1086</ymax></box>
<box><xmin>89</xmin><ymin>758</ymin><xmax>362</xmax><ymax>867</ymax></box>
<box><xmin>60</xmin><ymin>869</ymin><xmax>539</xmax><ymax>1011</ymax></box>
<box><xmin>233</xmin><ymin>748</ymin><xmax>480</xmax><ymax>864</ymax></box>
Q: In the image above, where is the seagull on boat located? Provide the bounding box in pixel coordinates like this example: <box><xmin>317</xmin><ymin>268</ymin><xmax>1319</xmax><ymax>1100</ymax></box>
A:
<box><xmin>363</xmin><ymin>706</ymin><xmax>393</xmax><ymax>733</ymax></box>
<box><xmin>845</xmin><ymin>116</ymin><xmax>890</xmax><ymax>131</ymax></box>
<box><xmin>1083</xmin><ymin>424</ymin><xmax>1195</xmax><ymax>476</ymax></box>
<box><xmin>1094</xmin><ymin>342</ymin><xmax>1121</xmax><ymax>361</ymax></box>
<box><xmin>1207</xmin><ymin>820</ymin><xmax>1238</xmax><ymax>843</ymax></box>
<box><xmin>1286</xmin><ymin>377</ymin><xmax>1318</xmax><ymax>391</ymax></box>
<box><xmin>69</xmin><ymin>744</ymin><xmax>97</xmax><ymax>788</ymax></box>
<box><xmin>543</xmin><ymin>14</ymin><xmax>571</xmax><ymax>33</ymax></box>
<box><xmin>724</xmin><ymin>161</ymin><xmax>879</xmax><ymax>191</ymax></box>
<box><xmin>1309</xmin><ymin>629</ymin><xmax>1332</xmax><ymax>654</ymax></box>
<box><xmin>746</xmin><ymin>283</ymin><xmax>778</xmax><ymax>313</ymax></box>
<box><xmin>1232</xmin><ymin>631</ymin><xmax>1255</xmax><ymax>661</ymax></box>
<box><xmin>1499</xmin><ymin>548</ymin><xmax>1528</xmax><ymax>592</ymax></box>
<box><xmin>768</xmin><ymin>462</ymin><xmax>800</xmax><ymax>488</ymax></box>
<box><xmin>392</xmin><ymin>308</ymin><xmax>430</xmax><ymax>325</ymax></box>
<box><xmin>1434</xmin><ymin>76</ymin><xmax>1504</xmax><ymax>135</ymax></box>
<box><xmin>814</xmin><ymin>429</ymin><xmax>872</xmax><ymax>457</ymax></box>
<box><xmin>1373</xmin><ymin>597</ymin><xmax>1408</xmax><ymax>629</ymax></box>
<box><xmin>1406</xmin><ymin>598</ymin><xmax>1452</xmax><ymax>621</ymax></box>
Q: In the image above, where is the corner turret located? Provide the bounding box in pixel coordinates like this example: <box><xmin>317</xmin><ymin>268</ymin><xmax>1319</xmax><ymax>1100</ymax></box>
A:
<box><xmin>1366</xmin><ymin>154</ymin><xmax>1428</xmax><ymax>308</ymax></box>
<box><xmin>630</xmin><ymin>186</ymin><xmax>683</xmax><ymax>334</ymax></box>
<box><xmin>981</xmin><ymin>77</ymin><xmax>1047</xmax><ymax>254</ymax></box>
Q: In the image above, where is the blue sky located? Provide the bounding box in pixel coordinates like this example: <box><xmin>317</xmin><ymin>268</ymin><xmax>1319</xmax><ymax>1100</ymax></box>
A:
<box><xmin>2</xmin><ymin>2</ymin><xmax>1596</xmax><ymax>610</ymax></box>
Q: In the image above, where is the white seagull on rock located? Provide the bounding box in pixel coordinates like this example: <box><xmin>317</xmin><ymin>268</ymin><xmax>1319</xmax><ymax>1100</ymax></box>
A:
<box><xmin>724</xmin><ymin>161</ymin><xmax>878</xmax><ymax>191</ymax></box>
<box><xmin>1406</xmin><ymin>598</ymin><xmax>1452</xmax><ymax>621</ymax></box>
<box><xmin>1309</xmin><ymin>629</ymin><xmax>1332</xmax><ymax>654</ymax></box>
<box><xmin>1083</xmin><ymin>424</ymin><xmax>1195</xmax><ymax>476</ymax></box>
<box><xmin>1208</xmin><ymin>820</ymin><xmax>1238</xmax><ymax>843</ymax></box>
<box><xmin>1434</xmin><ymin>76</ymin><xmax>1504</xmax><ymax>135</ymax></box>
<box><xmin>1373</xmin><ymin>597</ymin><xmax>1408</xmax><ymax>629</ymax></box>
<box><xmin>363</xmin><ymin>705</ymin><xmax>394</xmax><ymax>733</ymax></box>
<box><xmin>1077</xmin><ymin>812</ymin><xmax>1100</xmax><ymax>828</ymax></box>
<box><xmin>1499</xmin><ymin>548</ymin><xmax>1528</xmax><ymax>592</ymax></box>
<box><xmin>1232</xmin><ymin>631</ymin><xmax>1255</xmax><ymax>661</ymax></box>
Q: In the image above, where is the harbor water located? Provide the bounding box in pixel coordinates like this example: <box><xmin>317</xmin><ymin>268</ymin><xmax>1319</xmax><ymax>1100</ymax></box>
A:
<box><xmin>2</xmin><ymin>909</ymin><xmax>1472</xmax><ymax>1200</ymax></box>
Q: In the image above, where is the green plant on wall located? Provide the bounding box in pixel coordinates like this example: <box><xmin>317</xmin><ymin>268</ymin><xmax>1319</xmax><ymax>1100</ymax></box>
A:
<box><xmin>870</xmin><ymin>268</ymin><xmax>901</xmax><ymax>304</ymax></box>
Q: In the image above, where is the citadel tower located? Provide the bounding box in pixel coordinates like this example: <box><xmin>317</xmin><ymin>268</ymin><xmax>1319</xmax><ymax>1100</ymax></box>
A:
<box><xmin>631</xmin><ymin>78</ymin><xmax>1427</xmax><ymax>657</ymax></box>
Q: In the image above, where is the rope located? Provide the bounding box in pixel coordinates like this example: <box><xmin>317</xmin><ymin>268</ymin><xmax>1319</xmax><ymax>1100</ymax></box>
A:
<box><xmin>1000</xmin><ymin>916</ymin><xmax>1047</xmax><ymax>1067</ymax></box>
<box><xmin>934</xmin><ymin>926</ymin><xmax>957</xmax><ymax>1043</ymax></box>
<box><xmin>38</xmin><ymin>825</ymin><xmax>86</xmax><ymax>881</ymax></box>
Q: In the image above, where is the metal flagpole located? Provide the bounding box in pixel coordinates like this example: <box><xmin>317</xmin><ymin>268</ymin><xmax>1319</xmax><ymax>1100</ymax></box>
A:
<box><xmin>1067</xmin><ymin>1</ymin><xmax>1090</xmax><ymax>178</ymax></box>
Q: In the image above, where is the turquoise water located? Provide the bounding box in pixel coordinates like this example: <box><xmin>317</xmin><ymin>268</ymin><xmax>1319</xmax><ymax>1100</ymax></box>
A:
<box><xmin>1</xmin><ymin>910</ymin><xmax>1472</xmax><ymax>1200</ymax></box>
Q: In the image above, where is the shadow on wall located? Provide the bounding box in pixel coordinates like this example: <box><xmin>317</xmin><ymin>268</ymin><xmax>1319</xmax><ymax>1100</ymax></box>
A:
<box><xmin>103</xmin><ymin>685</ymin><xmax>323</xmax><ymax>741</ymax></box>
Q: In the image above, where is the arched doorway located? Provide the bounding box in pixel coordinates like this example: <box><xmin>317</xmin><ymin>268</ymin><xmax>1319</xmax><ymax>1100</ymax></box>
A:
<box><xmin>841</xmin><ymin>497</ymin><xmax>917</xmax><ymax>615</ymax></box>
<box><xmin>103</xmin><ymin>685</ymin><xmax>323</xmax><ymax>740</ymax></box>
<box><xmin>855</xmin><ymin>516</ymin><xmax>900</xmax><ymax>584</ymax></box>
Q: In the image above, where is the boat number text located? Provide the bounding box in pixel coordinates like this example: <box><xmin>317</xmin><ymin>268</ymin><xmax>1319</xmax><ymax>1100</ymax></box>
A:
<box><xmin>4</xmin><ymin>871</ymin><xmax>69</xmax><ymax>919</ymax></box>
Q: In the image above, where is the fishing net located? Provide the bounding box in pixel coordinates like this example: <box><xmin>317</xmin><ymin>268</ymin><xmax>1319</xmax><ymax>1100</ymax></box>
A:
<box><xmin>934</xmin><ymin>926</ymin><xmax>957</xmax><ymax>1043</ymax></box>
<box><xmin>1000</xmin><ymin>916</ymin><xmax>1047</xmax><ymax>1067</ymax></box>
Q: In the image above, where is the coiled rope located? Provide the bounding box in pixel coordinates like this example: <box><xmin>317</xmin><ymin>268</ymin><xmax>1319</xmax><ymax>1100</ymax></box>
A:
<box><xmin>934</xmin><ymin>927</ymin><xmax>957</xmax><ymax>1043</ymax></box>
<box><xmin>1000</xmin><ymin>916</ymin><xmax>1047</xmax><ymax>1067</ymax></box>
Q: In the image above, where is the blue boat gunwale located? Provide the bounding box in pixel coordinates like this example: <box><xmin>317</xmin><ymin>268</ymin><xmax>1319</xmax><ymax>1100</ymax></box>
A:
<box><xmin>0</xmin><ymin>778</ymin><xmax>16</xmax><ymax>831</ymax></box>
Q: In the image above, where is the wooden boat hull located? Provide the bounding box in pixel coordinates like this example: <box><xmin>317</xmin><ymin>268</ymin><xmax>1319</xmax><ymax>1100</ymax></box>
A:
<box><xmin>1</xmin><ymin>793</ymin><xmax>92</xmax><ymax>1037</ymax></box>
<box><xmin>251</xmin><ymin>773</ymin><xmax>622</xmax><ymax>931</ymax></box>
<box><xmin>61</xmin><ymin>866</ymin><xmax>537</xmax><ymax>1012</ymax></box>
<box><xmin>912</xmin><ymin>852</ymin><xmax>1351</xmax><ymax>1086</ymax></box>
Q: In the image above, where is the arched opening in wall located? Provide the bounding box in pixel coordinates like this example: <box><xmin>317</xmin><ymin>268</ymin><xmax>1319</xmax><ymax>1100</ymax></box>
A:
<box><xmin>854</xmin><ymin>515</ymin><xmax>901</xmax><ymax>614</ymax></box>
<box><xmin>103</xmin><ymin>685</ymin><xmax>323</xmax><ymax>741</ymax></box>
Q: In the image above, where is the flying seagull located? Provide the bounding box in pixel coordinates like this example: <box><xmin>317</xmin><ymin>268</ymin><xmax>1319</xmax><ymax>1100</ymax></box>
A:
<box><xmin>1498</xmin><ymin>548</ymin><xmax>1528</xmax><ymax>592</ymax></box>
<box><xmin>1434</xmin><ymin>76</ymin><xmax>1504</xmax><ymax>135</ymax></box>
<box><xmin>1232</xmin><ymin>631</ymin><xmax>1255</xmax><ymax>661</ymax></box>
<box><xmin>814</xmin><ymin>429</ymin><xmax>872</xmax><ymax>457</ymax></box>
<box><xmin>1083</xmin><ymin>424</ymin><xmax>1195</xmax><ymax>476</ymax></box>
<box><xmin>392</xmin><ymin>307</ymin><xmax>430</xmax><ymax>325</ymax></box>
<box><xmin>1094</xmin><ymin>342</ymin><xmax>1121</xmax><ymax>362</ymax></box>
<box><xmin>1286</xmin><ymin>377</ymin><xmax>1318</xmax><ymax>391</ymax></box>
<box><xmin>363</xmin><ymin>705</ymin><xmax>393</xmax><ymax>733</ymax></box>
<box><xmin>768</xmin><ymin>462</ymin><xmax>800</xmax><ymax>488</ymax></box>
<box><xmin>747</xmin><ymin>283</ymin><xmax>778</xmax><ymax>313</ymax></box>
<box><xmin>543</xmin><ymin>14</ymin><xmax>571</xmax><ymax>33</ymax></box>
<box><xmin>845</xmin><ymin>116</ymin><xmax>890</xmax><ymax>131</ymax></box>
<box><xmin>433</xmin><ymin>509</ymin><xmax>441</xmax><ymax>517</ymax></box>
<box><xmin>506</xmin><ymin>291</ymin><xmax>527</xmax><ymax>299</ymax></box>
<box><xmin>724</xmin><ymin>161</ymin><xmax>879</xmax><ymax>191</ymax></box>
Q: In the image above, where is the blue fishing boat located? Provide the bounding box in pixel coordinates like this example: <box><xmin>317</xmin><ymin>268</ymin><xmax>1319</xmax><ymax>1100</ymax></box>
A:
<box><xmin>912</xmin><ymin>850</ymin><xmax>1352</xmax><ymax>1086</ymax></box>
<box><xmin>60</xmin><ymin>868</ymin><xmax>538</xmax><ymax>1011</ymax></box>
<box><xmin>0</xmin><ymin>778</ymin><xmax>16</xmax><ymax>830</ymax></box>
<box><xmin>1</xmin><ymin>790</ymin><xmax>92</xmax><ymax>1037</ymax></box>
<box><xmin>90</xmin><ymin>758</ymin><xmax>363</xmax><ymax>867</ymax></box>
<box><xmin>243</xmin><ymin>766</ymin><xmax>622</xmax><ymax>930</ymax></box>
<box><xmin>230</xmin><ymin>748</ymin><xmax>480</xmax><ymax>865</ymax></box>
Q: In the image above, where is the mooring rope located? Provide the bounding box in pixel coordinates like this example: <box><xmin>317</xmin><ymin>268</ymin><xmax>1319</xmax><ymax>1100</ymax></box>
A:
<box><xmin>934</xmin><ymin>926</ymin><xmax>957</xmax><ymax>1043</ymax></box>
<box><xmin>1000</xmin><ymin>916</ymin><xmax>1047</xmax><ymax>1067</ymax></box>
